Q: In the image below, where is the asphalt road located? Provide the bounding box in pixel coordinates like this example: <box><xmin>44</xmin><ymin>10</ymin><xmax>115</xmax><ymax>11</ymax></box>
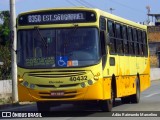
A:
<box><xmin>0</xmin><ymin>80</ymin><xmax>160</xmax><ymax>119</ymax></box>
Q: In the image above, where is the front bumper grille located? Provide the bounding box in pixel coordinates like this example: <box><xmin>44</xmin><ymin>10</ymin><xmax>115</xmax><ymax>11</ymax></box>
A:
<box><xmin>39</xmin><ymin>91</ymin><xmax>77</xmax><ymax>99</ymax></box>
<box><xmin>36</xmin><ymin>83</ymin><xmax>79</xmax><ymax>88</ymax></box>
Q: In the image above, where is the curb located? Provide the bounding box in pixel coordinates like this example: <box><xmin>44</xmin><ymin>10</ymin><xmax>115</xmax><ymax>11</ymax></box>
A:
<box><xmin>0</xmin><ymin>102</ymin><xmax>19</xmax><ymax>110</ymax></box>
<box><xmin>0</xmin><ymin>102</ymin><xmax>34</xmax><ymax>110</ymax></box>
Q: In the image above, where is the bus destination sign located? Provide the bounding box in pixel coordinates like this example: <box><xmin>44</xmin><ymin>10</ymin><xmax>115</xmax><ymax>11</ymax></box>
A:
<box><xmin>18</xmin><ymin>11</ymin><xmax>96</xmax><ymax>25</ymax></box>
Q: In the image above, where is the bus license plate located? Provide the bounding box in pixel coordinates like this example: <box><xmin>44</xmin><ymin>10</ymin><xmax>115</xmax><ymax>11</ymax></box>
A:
<box><xmin>51</xmin><ymin>91</ymin><xmax>64</xmax><ymax>96</ymax></box>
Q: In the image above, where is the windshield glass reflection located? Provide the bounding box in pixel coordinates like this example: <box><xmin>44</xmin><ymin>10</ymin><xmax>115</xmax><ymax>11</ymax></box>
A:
<box><xmin>17</xmin><ymin>27</ymin><xmax>100</xmax><ymax>68</ymax></box>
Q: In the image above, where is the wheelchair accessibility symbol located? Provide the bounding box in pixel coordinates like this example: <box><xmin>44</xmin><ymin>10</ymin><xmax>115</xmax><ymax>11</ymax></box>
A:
<box><xmin>57</xmin><ymin>56</ymin><xmax>68</xmax><ymax>67</ymax></box>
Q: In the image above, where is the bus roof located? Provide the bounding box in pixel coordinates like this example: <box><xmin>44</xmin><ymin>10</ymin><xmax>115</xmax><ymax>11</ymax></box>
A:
<box><xmin>96</xmin><ymin>8</ymin><xmax>147</xmax><ymax>30</ymax></box>
<box><xmin>18</xmin><ymin>7</ymin><xmax>147</xmax><ymax>29</ymax></box>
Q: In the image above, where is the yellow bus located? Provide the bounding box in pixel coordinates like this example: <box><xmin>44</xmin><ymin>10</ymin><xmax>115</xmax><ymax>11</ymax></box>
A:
<box><xmin>17</xmin><ymin>7</ymin><xmax>150</xmax><ymax>112</ymax></box>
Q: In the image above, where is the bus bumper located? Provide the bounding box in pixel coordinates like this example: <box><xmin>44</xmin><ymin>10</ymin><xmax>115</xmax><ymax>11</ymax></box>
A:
<box><xmin>18</xmin><ymin>78</ymin><xmax>111</xmax><ymax>102</ymax></box>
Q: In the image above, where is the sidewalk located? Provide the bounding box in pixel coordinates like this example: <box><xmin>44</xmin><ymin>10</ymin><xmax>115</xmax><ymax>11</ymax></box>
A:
<box><xmin>150</xmin><ymin>68</ymin><xmax>160</xmax><ymax>81</ymax></box>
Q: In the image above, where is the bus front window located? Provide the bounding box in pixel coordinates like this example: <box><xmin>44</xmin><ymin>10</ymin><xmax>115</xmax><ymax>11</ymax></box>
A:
<box><xmin>56</xmin><ymin>28</ymin><xmax>100</xmax><ymax>67</ymax></box>
<box><xmin>17</xmin><ymin>27</ymin><xmax>100</xmax><ymax>68</ymax></box>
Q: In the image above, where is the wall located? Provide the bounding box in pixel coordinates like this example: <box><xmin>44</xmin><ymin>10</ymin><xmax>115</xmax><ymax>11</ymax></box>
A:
<box><xmin>148</xmin><ymin>26</ymin><xmax>160</xmax><ymax>67</ymax></box>
<box><xmin>0</xmin><ymin>80</ymin><xmax>12</xmax><ymax>99</ymax></box>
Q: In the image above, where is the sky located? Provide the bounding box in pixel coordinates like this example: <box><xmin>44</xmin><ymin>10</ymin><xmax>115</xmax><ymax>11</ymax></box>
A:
<box><xmin>0</xmin><ymin>0</ymin><xmax>160</xmax><ymax>23</ymax></box>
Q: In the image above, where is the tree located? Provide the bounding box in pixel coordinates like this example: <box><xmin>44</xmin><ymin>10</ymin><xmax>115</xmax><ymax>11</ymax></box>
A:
<box><xmin>0</xmin><ymin>11</ymin><xmax>11</xmax><ymax>80</ymax></box>
<box><xmin>0</xmin><ymin>11</ymin><xmax>10</xmax><ymax>45</ymax></box>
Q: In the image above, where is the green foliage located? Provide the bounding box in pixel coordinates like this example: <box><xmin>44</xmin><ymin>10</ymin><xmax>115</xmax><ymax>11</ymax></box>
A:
<box><xmin>0</xmin><ymin>11</ymin><xmax>11</xmax><ymax>80</ymax></box>
<box><xmin>0</xmin><ymin>11</ymin><xmax>10</xmax><ymax>45</ymax></box>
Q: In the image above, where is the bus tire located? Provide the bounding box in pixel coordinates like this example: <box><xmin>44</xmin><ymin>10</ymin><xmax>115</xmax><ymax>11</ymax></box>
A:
<box><xmin>100</xmin><ymin>100</ymin><xmax>112</xmax><ymax>112</ymax></box>
<box><xmin>36</xmin><ymin>102</ymin><xmax>50</xmax><ymax>112</ymax></box>
<box><xmin>121</xmin><ymin>96</ymin><xmax>131</xmax><ymax>104</ymax></box>
<box><xmin>100</xmin><ymin>86</ymin><xmax>113</xmax><ymax>112</ymax></box>
<box><xmin>130</xmin><ymin>78</ymin><xmax>140</xmax><ymax>103</ymax></box>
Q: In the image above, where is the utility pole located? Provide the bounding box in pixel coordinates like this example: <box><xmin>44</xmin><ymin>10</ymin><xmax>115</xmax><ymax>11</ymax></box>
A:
<box><xmin>146</xmin><ymin>5</ymin><xmax>151</xmax><ymax>24</ymax></box>
<box><xmin>10</xmin><ymin>0</ymin><xmax>18</xmax><ymax>103</ymax></box>
<box><xmin>109</xmin><ymin>8</ymin><xmax>115</xmax><ymax>14</ymax></box>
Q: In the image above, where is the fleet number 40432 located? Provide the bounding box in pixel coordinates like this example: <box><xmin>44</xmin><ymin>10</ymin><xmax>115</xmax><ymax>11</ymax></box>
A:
<box><xmin>70</xmin><ymin>76</ymin><xmax>87</xmax><ymax>81</ymax></box>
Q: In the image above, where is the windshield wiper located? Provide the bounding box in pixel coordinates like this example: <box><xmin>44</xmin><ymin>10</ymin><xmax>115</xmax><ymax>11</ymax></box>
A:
<box><xmin>34</xmin><ymin>27</ymin><xmax>48</xmax><ymax>48</ymax></box>
<box><xmin>72</xmin><ymin>23</ymin><xmax>78</xmax><ymax>34</ymax></box>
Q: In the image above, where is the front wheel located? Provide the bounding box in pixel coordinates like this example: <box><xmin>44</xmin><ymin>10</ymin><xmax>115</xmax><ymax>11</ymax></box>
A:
<box><xmin>121</xmin><ymin>96</ymin><xmax>131</xmax><ymax>104</ymax></box>
<box><xmin>100</xmin><ymin>86</ymin><xmax>113</xmax><ymax>112</ymax></box>
<box><xmin>100</xmin><ymin>100</ymin><xmax>112</xmax><ymax>112</ymax></box>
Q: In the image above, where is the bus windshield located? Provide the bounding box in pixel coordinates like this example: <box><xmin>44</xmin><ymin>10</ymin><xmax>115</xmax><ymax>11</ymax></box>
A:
<box><xmin>17</xmin><ymin>27</ymin><xmax>100</xmax><ymax>68</ymax></box>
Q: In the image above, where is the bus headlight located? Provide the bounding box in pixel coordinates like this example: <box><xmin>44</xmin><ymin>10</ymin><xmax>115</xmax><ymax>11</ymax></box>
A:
<box><xmin>23</xmin><ymin>81</ymin><xmax>29</xmax><ymax>87</ymax></box>
<box><xmin>30</xmin><ymin>84</ymin><xmax>35</xmax><ymax>89</ymax></box>
<box><xmin>88</xmin><ymin>80</ymin><xmax>93</xmax><ymax>85</ymax></box>
<box><xmin>81</xmin><ymin>82</ymin><xmax>85</xmax><ymax>88</ymax></box>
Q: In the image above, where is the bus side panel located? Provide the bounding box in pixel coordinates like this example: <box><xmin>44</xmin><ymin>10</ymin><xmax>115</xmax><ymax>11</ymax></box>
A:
<box><xmin>129</xmin><ymin>56</ymin><xmax>137</xmax><ymax>75</ymax></box>
<box><xmin>140</xmin><ymin>74</ymin><xmax>150</xmax><ymax>92</ymax></box>
<box><xmin>140</xmin><ymin>58</ymin><xmax>150</xmax><ymax>92</ymax></box>
<box><xmin>114</xmin><ymin>56</ymin><xmax>137</xmax><ymax>98</ymax></box>
<box><xmin>83</xmin><ymin>78</ymin><xmax>106</xmax><ymax>100</ymax></box>
<box><xmin>116</xmin><ymin>75</ymin><xmax>136</xmax><ymax>98</ymax></box>
<box><xmin>103</xmin><ymin>78</ymin><xmax>111</xmax><ymax>100</ymax></box>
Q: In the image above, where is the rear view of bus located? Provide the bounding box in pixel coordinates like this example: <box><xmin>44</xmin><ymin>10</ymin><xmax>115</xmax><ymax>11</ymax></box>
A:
<box><xmin>17</xmin><ymin>7</ymin><xmax>150</xmax><ymax>112</ymax></box>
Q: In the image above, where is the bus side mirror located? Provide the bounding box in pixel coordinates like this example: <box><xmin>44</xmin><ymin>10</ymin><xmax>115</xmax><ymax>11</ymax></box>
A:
<box><xmin>106</xmin><ymin>33</ymin><xmax>110</xmax><ymax>45</ymax></box>
<box><xmin>100</xmin><ymin>31</ymin><xmax>108</xmax><ymax>69</ymax></box>
<box><xmin>100</xmin><ymin>31</ymin><xmax>107</xmax><ymax>56</ymax></box>
<box><xmin>100</xmin><ymin>31</ymin><xmax>110</xmax><ymax>46</ymax></box>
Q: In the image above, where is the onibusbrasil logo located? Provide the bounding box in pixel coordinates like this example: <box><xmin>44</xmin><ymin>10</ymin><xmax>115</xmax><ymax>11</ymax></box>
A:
<box><xmin>1</xmin><ymin>112</ymin><xmax>42</xmax><ymax>118</ymax></box>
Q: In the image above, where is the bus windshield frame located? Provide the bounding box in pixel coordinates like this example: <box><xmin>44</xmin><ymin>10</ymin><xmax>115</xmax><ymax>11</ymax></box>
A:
<box><xmin>17</xmin><ymin>27</ymin><xmax>101</xmax><ymax>68</ymax></box>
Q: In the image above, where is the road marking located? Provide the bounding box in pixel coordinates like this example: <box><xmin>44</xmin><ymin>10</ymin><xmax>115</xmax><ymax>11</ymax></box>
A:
<box><xmin>144</xmin><ymin>92</ymin><xmax>160</xmax><ymax>98</ymax></box>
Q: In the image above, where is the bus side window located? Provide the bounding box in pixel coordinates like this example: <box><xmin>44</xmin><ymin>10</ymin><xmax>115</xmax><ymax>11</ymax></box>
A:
<box><xmin>133</xmin><ymin>29</ymin><xmax>138</xmax><ymax>56</ymax></box>
<box><xmin>100</xmin><ymin>17</ymin><xmax>106</xmax><ymax>31</ymax></box>
<box><xmin>140</xmin><ymin>31</ymin><xmax>144</xmax><ymax>56</ymax></box>
<box><xmin>122</xmin><ymin>25</ymin><xmax>129</xmax><ymax>55</ymax></box>
<box><xmin>142</xmin><ymin>31</ymin><xmax>148</xmax><ymax>56</ymax></box>
<box><xmin>128</xmin><ymin>27</ymin><xmax>134</xmax><ymax>55</ymax></box>
<box><xmin>107</xmin><ymin>20</ymin><xmax>116</xmax><ymax>54</ymax></box>
<box><xmin>140</xmin><ymin>30</ymin><xmax>143</xmax><ymax>56</ymax></box>
<box><xmin>137</xmin><ymin>30</ymin><xmax>143</xmax><ymax>56</ymax></box>
<box><xmin>115</xmin><ymin>23</ymin><xmax>123</xmax><ymax>54</ymax></box>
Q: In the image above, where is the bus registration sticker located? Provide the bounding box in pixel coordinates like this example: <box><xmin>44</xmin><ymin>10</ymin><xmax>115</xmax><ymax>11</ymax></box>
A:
<box><xmin>51</xmin><ymin>91</ymin><xmax>64</xmax><ymax>96</ymax></box>
<box><xmin>67</xmin><ymin>60</ymin><xmax>78</xmax><ymax>67</ymax></box>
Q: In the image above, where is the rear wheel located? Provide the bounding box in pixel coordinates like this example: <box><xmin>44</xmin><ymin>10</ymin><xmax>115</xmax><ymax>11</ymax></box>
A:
<box><xmin>121</xmin><ymin>96</ymin><xmax>131</xmax><ymax>104</ymax></box>
<box><xmin>130</xmin><ymin>79</ymin><xmax>140</xmax><ymax>103</ymax></box>
<box><xmin>121</xmin><ymin>78</ymin><xmax>140</xmax><ymax>104</ymax></box>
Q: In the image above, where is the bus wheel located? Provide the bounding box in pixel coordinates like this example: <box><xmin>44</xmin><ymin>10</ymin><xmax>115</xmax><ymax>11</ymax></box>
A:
<box><xmin>36</xmin><ymin>102</ymin><xmax>50</xmax><ymax>112</ymax></box>
<box><xmin>100</xmin><ymin>99</ymin><xmax>112</xmax><ymax>112</ymax></box>
<box><xmin>121</xmin><ymin>96</ymin><xmax>131</xmax><ymax>104</ymax></box>
<box><xmin>130</xmin><ymin>79</ymin><xmax>140</xmax><ymax>103</ymax></box>
<box><xmin>100</xmin><ymin>87</ymin><xmax>113</xmax><ymax>112</ymax></box>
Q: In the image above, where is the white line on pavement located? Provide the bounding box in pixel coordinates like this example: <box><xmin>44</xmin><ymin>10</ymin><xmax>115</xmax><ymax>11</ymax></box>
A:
<box><xmin>144</xmin><ymin>92</ymin><xmax>160</xmax><ymax>98</ymax></box>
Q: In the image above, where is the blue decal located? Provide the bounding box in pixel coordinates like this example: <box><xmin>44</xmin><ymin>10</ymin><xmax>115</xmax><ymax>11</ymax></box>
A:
<box><xmin>56</xmin><ymin>56</ymin><xmax>68</xmax><ymax>67</ymax></box>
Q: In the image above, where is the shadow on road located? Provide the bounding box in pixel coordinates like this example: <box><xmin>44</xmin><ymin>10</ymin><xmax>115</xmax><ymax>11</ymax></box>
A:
<box><xmin>44</xmin><ymin>99</ymin><xmax>124</xmax><ymax>117</ymax></box>
<box><xmin>0</xmin><ymin>100</ymin><xmax>126</xmax><ymax>117</ymax></box>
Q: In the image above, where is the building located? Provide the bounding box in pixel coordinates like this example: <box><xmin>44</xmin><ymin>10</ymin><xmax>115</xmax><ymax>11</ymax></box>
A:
<box><xmin>148</xmin><ymin>14</ymin><xmax>160</xmax><ymax>67</ymax></box>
